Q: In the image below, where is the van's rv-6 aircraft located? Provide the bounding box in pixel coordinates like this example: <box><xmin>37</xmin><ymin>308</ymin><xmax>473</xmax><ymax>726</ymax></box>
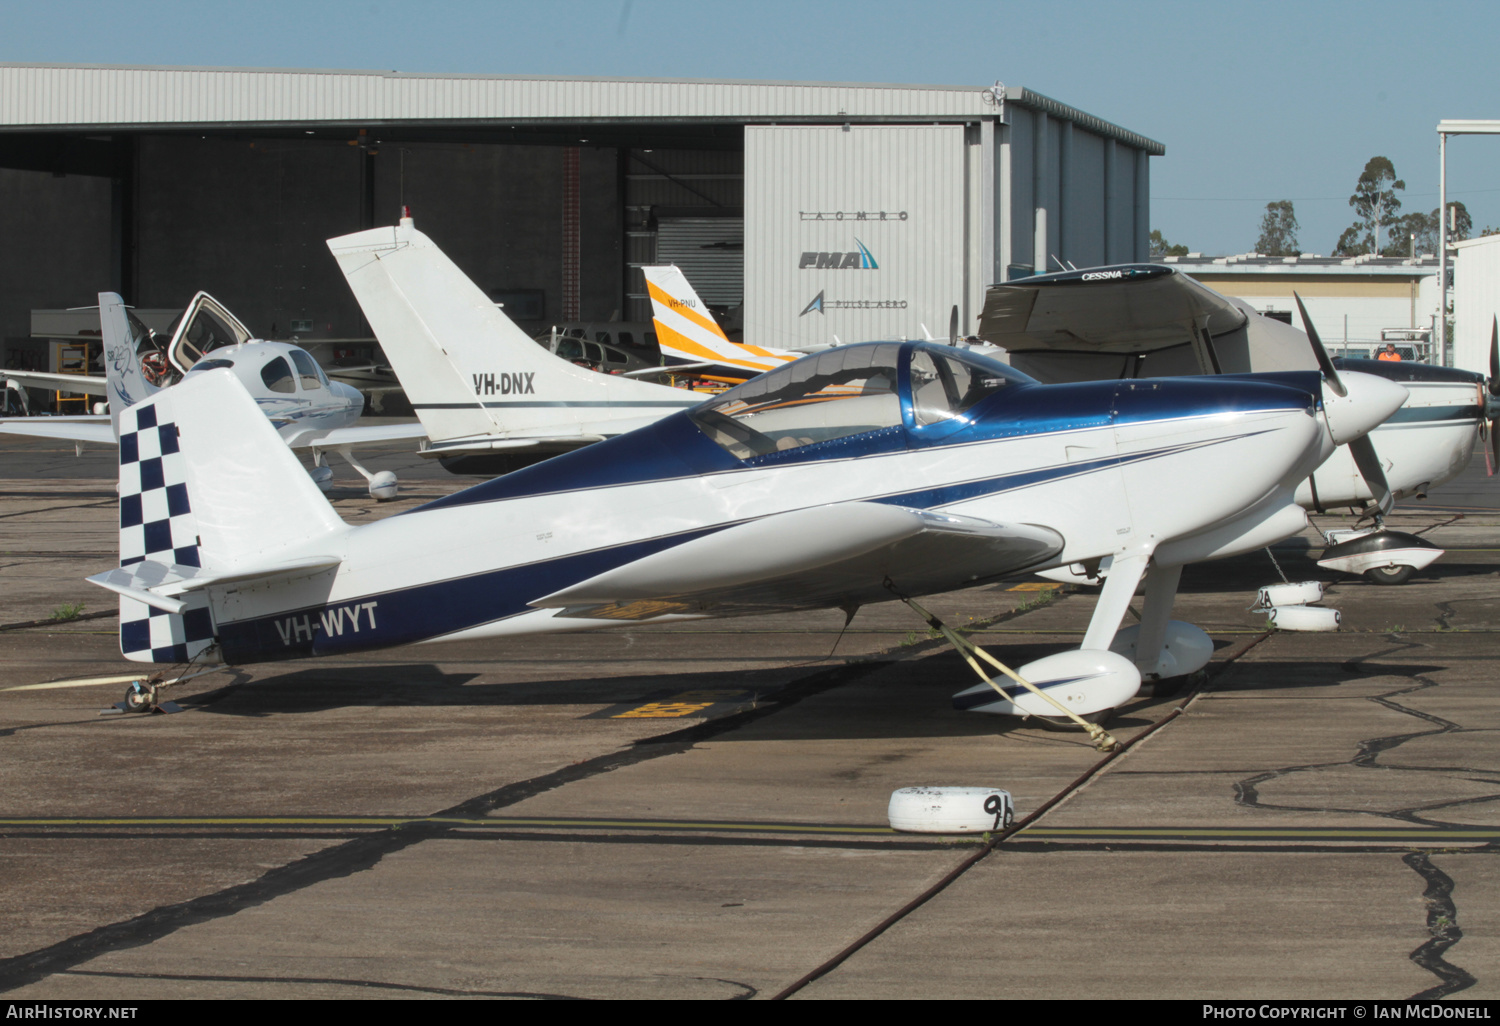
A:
<box><xmin>977</xmin><ymin>264</ymin><xmax>1500</xmax><ymax>584</ymax></box>
<box><xmin>0</xmin><ymin>292</ymin><xmax>427</xmax><ymax>499</ymax></box>
<box><xmin>87</xmin><ymin>329</ymin><xmax>1406</xmax><ymax>745</ymax></box>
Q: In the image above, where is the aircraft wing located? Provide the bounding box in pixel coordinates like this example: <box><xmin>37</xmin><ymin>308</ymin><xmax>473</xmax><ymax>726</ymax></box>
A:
<box><xmin>978</xmin><ymin>264</ymin><xmax>1315</xmax><ymax>380</ymax></box>
<box><xmin>979</xmin><ymin>265</ymin><xmax>1246</xmax><ymax>353</ymax></box>
<box><xmin>279</xmin><ymin>421</ymin><xmax>431</xmax><ymax>449</ymax></box>
<box><xmin>530</xmin><ymin>501</ymin><xmax>1063</xmax><ymax>619</ymax></box>
<box><xmin>0</xmin><ymin>416</ymin><xmax>114</xmax><ymax>444</ymax></box>
<box><xmin>3</xmin><ymin>370</ymin><xmax>108</xmax><ymax>396</ymax></box>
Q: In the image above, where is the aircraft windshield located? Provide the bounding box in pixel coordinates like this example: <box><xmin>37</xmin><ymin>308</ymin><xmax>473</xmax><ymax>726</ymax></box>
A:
<box><xmin>909</xmin><ymin>347</ymin><xmax>1025</xmax><ymax>426</ymax></box>
<box><xmin>691</xmin><ymin>343</ymin><xmax>903</xmax><ymax>459</ymax></box>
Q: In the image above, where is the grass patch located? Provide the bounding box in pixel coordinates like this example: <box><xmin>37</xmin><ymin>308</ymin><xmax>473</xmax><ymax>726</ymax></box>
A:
<box><xmin>50</xmin><ymin>601</ymin><xmax>86</xmax><ymax>622</ymax></box>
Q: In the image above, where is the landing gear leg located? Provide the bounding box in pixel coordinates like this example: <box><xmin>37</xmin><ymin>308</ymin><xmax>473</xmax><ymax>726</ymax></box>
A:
<box><xmin>888</xmin><ymin>584</ymin><xmax>1119</xmax><ymax>752</ymax></box>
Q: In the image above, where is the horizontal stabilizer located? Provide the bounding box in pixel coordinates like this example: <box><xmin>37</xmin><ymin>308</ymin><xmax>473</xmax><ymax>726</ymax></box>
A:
<box><xmin>532</xmin><ymin>501</ymin><xmax>1063</xmax><ymax>618</ymax></box>
<box><xmin>89</xmin><ymin>554</ymin><xmax>343</xmax><ymax>612</ymax></box>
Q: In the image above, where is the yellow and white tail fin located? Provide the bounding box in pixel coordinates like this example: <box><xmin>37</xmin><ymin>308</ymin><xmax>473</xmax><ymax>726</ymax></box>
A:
<box><xmin>642</xmin><ymin>265</ymin><xmax>800</xmax><ymax>379</ymax></box>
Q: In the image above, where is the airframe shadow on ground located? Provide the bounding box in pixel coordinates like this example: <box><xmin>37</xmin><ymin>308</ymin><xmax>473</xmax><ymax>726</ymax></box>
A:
<box><xmin>1</xmin><ymin>433</ymin><xmax>1498</xmax><ymax>999</ymax></box>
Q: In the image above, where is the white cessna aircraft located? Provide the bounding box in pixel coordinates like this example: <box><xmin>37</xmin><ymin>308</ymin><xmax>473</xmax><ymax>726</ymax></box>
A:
<box><xmin>86</xmin><ymin>333</ymin><xmax>1405</xmax><ymax>744</ymax></box>
<box><xmin>978</xmin><ymin>264</ymin><xmax>1495</xmax><ymax>583</ymax></box>
<box><xmin>0</xmin><ymin>292</ymin><xmax>427</xmax><ymax>499</ymax></box>
<box><xmin>329</xmin><ymin>216</ymin><xmax>704</xmax><ymax>477</ymax></box>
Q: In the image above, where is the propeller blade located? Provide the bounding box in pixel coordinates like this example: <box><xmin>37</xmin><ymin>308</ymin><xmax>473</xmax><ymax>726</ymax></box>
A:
<box><xmin>1484</xmin><ymin>319</ymin><xmax>1497</xmax><ymax>475</ymax></box>
<box><xmin>1295</xmin><ymin>292</ymin><xmax>1346</xmax><ymax>398</ymax></box>
<box><xmin>1348</xmin><ymin>435</ymin><xmax>1394</xmax><ymax>516</ymax></box>
<box><xmin>948</xmin><ymin>305</ymin><xmax>959</xmax><ymax>347</ymax></box>
<box><xmin>1490</xmin><ymin>317</ymin><xmax>1498</xmax><ymax>392</ymax></box>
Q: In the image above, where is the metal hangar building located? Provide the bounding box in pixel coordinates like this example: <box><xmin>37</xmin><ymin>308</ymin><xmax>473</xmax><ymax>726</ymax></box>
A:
<box><xmin>0</xmin><ymin>64</ymin><xmax>1164</xmax><ymax>366</ymax></box>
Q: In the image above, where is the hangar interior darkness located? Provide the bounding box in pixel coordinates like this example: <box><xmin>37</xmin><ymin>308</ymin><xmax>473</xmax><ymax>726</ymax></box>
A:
<box><xmin>0</xmin><ymin>124</ymin><xmax>744</xmax><ymax>376</ymax></box>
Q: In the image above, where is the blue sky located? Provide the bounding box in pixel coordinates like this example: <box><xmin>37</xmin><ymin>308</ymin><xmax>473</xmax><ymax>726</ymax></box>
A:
<box><xmin>4</xmin><ymin>0</ymin><xmax>1496</xmax><ymax>257</ymax></box>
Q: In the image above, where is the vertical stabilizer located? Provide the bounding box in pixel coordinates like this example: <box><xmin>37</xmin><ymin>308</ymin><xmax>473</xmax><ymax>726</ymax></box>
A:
<box><xmin>106</xmin><ymin>369</ymin><xmax>347</xmax><ymax>663</ymax></box>
<box><xmin>99</xmin><ymin>292</ymin><xmax>160</xmax><ymax>440</ymax></box>
<box><xmin>329</xmin><ymin>216</ymin><xmax>694</xmax><ymax>443</ymax></box>
<box><xmin>642</xmin><ymin>265</ymin><xmax>798</xmax><ymax>376</ymax></box>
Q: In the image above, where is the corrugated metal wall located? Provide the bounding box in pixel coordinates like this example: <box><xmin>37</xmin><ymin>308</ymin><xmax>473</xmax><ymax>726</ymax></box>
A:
<box><xmin>1453</xmin><ymin>237</ymin><xmax>1500</xmax><ymax>374</ymax></box>
<box><xmin>997</xmin><ymin>106</ymin><xmax>1151</xmax><ymax>279</ymax></box>
<box><xmin>745</xmin><ymin>125</ymin><xmax>968</xmax><ymax>350</ymax></box>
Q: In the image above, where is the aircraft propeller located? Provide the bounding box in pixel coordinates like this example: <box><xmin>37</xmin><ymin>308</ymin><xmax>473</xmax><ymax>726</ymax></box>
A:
<box><xmin>948</xmin><ymin>305</ymin><xmax>959</xmax><ymax>347</ymax></box>
<box><xmin>1486</xmin><ymin>317</ymin><xmax>1500</xmax><ymax>475</ymax></box>
<box><xmin>1294</xmin><ymin>293</ymin><xmax>1395</xmax><ymax>516</ymax></box>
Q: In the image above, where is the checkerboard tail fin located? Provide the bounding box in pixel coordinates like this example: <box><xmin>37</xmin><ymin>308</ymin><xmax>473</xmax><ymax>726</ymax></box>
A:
<box><xmin>100</xmin><ymin>368</ymin><xmax>347</xmax><ymax>664</ymax></box>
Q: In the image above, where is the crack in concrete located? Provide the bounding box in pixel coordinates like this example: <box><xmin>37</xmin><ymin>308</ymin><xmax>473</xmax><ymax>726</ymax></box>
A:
<box><xmin>1402</xmin><ymin>852</ymin><xmax>1476</xmax><ymax>999</ymax></box>
<box><xmin>1231</xmin><ymin>641</ymin><xmax>1492</xmax><ymax>998</ymax></box>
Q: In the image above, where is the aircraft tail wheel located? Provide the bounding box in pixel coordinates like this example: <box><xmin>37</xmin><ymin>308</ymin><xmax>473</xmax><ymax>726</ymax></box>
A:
<box><xmin>1365</xmin><ymin>564</ymin><xmax>1415</xmax><ymax>586</ymax></box>
<box><xmin>123</xmin><ymin>681</ymin><xmax>157</xmax><ymax>714</ymax></box>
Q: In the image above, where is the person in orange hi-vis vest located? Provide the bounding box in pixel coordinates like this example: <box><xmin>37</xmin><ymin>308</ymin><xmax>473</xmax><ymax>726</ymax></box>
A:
<box><xmin>1377</xmin><ymin>343</ymin><xmax>1402</xmax><ymax>361</ymax></box>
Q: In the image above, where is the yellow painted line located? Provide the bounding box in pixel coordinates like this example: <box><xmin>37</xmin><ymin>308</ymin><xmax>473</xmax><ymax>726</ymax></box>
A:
<box><xmin>1019</xmin><ymin>827</ymin><xmax>1500</xmax><ymax>841</ymax></box>
<box><xmin>0</xmin><ymin>814</ymin><xmax>899</xmax><ymax>836</ymax></box>
<box><xmin>6</xmin><ymin>816</ymin><xmax>1490</xmax><ymax>845</ymax></box>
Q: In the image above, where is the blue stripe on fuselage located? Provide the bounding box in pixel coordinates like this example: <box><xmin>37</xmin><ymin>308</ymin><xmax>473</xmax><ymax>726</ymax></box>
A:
<box><xmin>412</xmin><ymin>377</ymin><xmax>1314</xmax><ymax>513</ymax></box>
<box><xmin>216</xmin><ymin>430</ymin><xmax>1275</xmax><ymax>664</ymax></box>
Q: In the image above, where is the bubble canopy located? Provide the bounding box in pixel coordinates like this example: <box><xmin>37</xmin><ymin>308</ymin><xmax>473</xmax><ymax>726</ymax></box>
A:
<box><xmin>689</xmin><ymin>341</ymin><xmax>1032</xmax><ymax>460</ymax></box>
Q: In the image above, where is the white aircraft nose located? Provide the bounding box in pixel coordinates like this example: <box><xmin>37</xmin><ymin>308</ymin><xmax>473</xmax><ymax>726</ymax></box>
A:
<box><xmin>1321</xmin><ymin>371</ymin><xmax>1408</xmax><ymax>446</ymax></box>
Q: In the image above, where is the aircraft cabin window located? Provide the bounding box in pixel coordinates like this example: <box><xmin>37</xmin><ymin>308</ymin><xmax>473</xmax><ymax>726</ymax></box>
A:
<box><xmin>189</xmin><ymin>358</ymin><xmax>236</xmax><ymax>372</ymax></box>
<box><xmin>616</xmin><ymin>332</ymin><xmax>635</xmax><ymax>349</ymax></box>
<box><xmin>558</xmin><ymin>338</ymin><xmax>583</xmax><ymax>362</ymax></box>
<box><xmin>691</xmin><ymin>342</ymin><xmax>903</xmax><ymax>459</ymax></box>
<box><xmin>604</xmin><ymin>346</ymin><xmax>627</xmax><ymax>364</ymax></box>
<box><xmin>910</xmin><ymin>348</ymin><xmax>1020</xmax><ymax>426</ymax></box>
<box><xmin>260</xmin><ymin>356</ymin><xmax>296</xmax><ymax>394</ymax></box>
<box><xmin>595</xmin><ymin>332</ymin><xmax>611</xmax><ymax>346</ymax></box>
<box><xmin>289</xmin><ymin>349</ymin><xmax>323</xmax><ymax>390</ymax></box>
<box><xmin>584</xmin><ymin>342</ymin><xmax>603</xmax><ymax>364</ymax></box>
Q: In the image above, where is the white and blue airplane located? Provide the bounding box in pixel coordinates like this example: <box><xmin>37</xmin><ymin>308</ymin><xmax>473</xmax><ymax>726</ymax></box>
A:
<box><xmin>85</xmin><ymin>331</ymin><xmax>1405</xmax><ymax>742</ymax></box>
<box><xmin>0</xmin><ymin>292</ymin><xmax>427</xmax><ymax>499</ymax></box>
